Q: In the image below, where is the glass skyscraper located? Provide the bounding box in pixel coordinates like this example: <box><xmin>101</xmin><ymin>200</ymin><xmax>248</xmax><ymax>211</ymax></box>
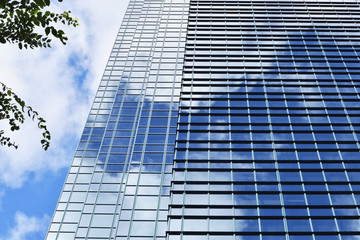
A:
<box><xmin>47</xmin><ymin>0</ymin><xmax>360</xmax><ymax>239</ymax></box>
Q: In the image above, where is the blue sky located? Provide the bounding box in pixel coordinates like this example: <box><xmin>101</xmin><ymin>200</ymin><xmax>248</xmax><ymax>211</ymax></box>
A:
<box><xmin>0</xmin><ymin>1</ymin><xmax>128</xmax><ymax>239</ymax></box>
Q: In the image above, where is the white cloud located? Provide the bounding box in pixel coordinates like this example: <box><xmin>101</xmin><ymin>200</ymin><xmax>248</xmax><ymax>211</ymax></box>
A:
<box><xmin>0</xmin><ymin>0</ymin><xmax>129</xmax><ymax>188</ymax></box>
<box><xmin>0</xmin><ymin>212</ymin><xmax>50</xmax><ymax>240</ymax></box>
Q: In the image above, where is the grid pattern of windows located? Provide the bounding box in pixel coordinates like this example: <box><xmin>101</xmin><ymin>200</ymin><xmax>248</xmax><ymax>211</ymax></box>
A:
<box><xmin>46</xmin><ymin>0</ymin><xmax>188</xmax><ymax>239</ymax></box>
<box><xmin>170</xmin><ymin>0</ymin><xmax>360</xmax><ymax>239</ymax></box>
<box><xmin>47</xmin><ymin>0</ymin><xmax>360</xmax><ymax>239</ymax></box>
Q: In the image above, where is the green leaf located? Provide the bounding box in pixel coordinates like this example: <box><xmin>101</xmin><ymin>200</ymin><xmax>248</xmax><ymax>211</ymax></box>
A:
<box><xmin>45</xmin><ymin>27</ymin><xmax>50</xmax><ymax>35</ymax></box>
<box><xmin>51</xmin><ymin>28</ymin><xmax>57</xmax><ymax>37</ymax></box>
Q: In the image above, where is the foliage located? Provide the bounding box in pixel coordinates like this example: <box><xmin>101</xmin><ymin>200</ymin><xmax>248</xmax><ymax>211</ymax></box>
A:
<box><xmin>0</xmin><ymin>0</ymin><xmax>78</xmax><ymax>49</ymax></box>
<box><xmin>0</xmin><ymin>0</ymin><xmax>78</xmax><ymax>150</ymax></box>
<box><xmin>0</xmin><ymin>83</ymin><xmax>50</xmax><ymax>150</ymax></box>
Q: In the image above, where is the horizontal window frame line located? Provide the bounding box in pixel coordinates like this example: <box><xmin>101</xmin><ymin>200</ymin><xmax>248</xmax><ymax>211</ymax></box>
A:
<box><xmin>167</xmin><ymin>231</ymin><xmax>360</xmax><ymax>235</ymax></box>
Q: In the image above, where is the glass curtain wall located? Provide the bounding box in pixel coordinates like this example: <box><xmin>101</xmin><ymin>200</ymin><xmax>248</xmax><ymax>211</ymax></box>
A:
<box><xmin>46</xmin><ymin>0</ymin><xmax>360</xmax><ymax>239</ymax></box>
<box><xmin>170</xmin><ymin>0</ymin><xmax>360</xmax><ymax>239</ymax></box>
<box><xmin>46</xmin><ymin>0</ymin><xmax>189</xmax><ymax>239</ymax></box>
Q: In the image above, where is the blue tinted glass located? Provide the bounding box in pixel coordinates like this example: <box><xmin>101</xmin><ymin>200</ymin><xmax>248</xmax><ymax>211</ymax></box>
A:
<box><xmin>261</xmin><ymin>219</ymin><xmax>285</xmax><ymax>232</ymax></box>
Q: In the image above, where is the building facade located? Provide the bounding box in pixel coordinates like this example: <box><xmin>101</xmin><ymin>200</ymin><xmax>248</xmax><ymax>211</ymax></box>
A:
<box><xmin>47</xmin><ymin>0</ymin><xmax>360</xmax><ymax>239</ymax></box>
